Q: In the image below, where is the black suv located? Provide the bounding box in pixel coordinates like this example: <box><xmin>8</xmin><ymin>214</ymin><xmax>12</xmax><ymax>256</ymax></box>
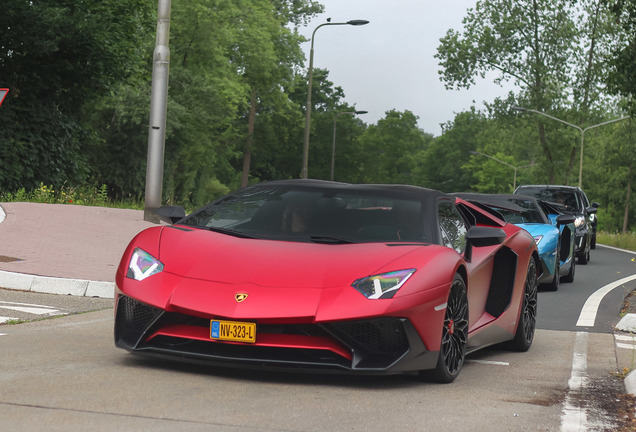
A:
<box><xmin>514</xmin><ymin>185</ymin><xmax>599</xmax><ymax>264</ymax></box>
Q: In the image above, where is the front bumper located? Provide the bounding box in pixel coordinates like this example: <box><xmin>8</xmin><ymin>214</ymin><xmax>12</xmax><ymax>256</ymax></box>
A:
<box><xmin>114</xmin><ymin>294</ymin><xmax>439</xmax><ymax>374</ymax></box>
<box><xmin>574</xmin><ymin>229</ymin><xmax>589</xmax><ymax>258</ymax></box>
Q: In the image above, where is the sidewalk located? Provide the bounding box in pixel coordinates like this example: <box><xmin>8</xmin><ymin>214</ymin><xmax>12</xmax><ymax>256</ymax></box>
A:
<box><xmin>0</xmin><ymin>202</ymin><xmax>157</xmax><ymax>298</ymax></box>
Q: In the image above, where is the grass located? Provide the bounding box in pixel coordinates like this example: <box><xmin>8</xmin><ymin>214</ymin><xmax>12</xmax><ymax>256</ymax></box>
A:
<box><xmin>597</xmin><ymin>231</ymin><xmax>636</xmax><ymax>252</ymax></box>
<box><xmin>0</xmin><ymin>182</ymin><xmax>143</xmax><ymax>210</ymax></box>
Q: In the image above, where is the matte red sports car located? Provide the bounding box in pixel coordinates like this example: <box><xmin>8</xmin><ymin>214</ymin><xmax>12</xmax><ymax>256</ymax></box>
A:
<box><xmin>114</xmin><ymin>180</ymin><xmax>539</xmax><ymax>383</ymax></box>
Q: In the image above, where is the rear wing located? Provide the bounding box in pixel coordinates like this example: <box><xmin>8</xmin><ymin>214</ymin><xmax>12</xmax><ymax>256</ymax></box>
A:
<box><xmin>454</xmin><ymin>197</ymin><xmax>507</xmax><ymax>228</ymax></box>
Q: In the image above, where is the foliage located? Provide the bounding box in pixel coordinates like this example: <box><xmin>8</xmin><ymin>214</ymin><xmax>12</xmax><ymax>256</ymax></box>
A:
<box><xmin>357</xmin><ymin>110</ymin><xmax>432</xmax><ymax>185</ymax></box>
<box><xmin>3</xmin><ymin>1</ymin><xmax>636</xmax><ymax>232</ymax></box>
<box><xmin>0</xmin><ymin>182</ymin><xmax>138</xmax><ymax>208</ymax></box>
<box><xmin>606</xmin><ymin>0</ymin><xmax>636</xmax><ymax>107</ymax></box>
<box><xmin>597</xmin><ymin>231</ymin><xmax>636</xmax><ymax>251</ymax></box>
<box><xmin>0</xmin><ymin>0</ymin><xmax>155</xmax><ymax>192</ymax></box>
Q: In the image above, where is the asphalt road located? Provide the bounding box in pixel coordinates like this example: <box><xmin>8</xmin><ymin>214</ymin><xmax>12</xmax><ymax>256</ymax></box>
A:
<box><xmin>0</xmin><ymin>245</ymin><xmax>635</xmax><ymax>431</ymax></box>
<box><xmin>537</xmin><ymin>245</ymin><xmax>636</xmax><ymax>332</ymax></box>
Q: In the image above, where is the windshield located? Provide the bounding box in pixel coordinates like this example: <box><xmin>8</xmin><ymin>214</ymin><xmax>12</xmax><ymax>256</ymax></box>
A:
<box><xmin>517</xmin><ymin>187</ymin><xmax>582</xmax><ymax>213</ymax></box>
<box><xmin>181</xmin><ymin>185</ymin><xmax>428</xmax><ymax>243</ymax></box>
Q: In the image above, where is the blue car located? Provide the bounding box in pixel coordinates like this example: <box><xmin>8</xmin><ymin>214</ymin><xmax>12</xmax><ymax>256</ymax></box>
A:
<box><xmin>455</xmin><ymin>193</ymin><xmax>576</xmax><ymax>291</ymax></box>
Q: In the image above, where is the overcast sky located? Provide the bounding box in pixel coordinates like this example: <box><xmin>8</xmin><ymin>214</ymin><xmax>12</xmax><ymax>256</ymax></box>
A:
<box><xmin>298</xmin><ymin>0</ymin><xmax>516</xmax><ymax>136</ymax></box>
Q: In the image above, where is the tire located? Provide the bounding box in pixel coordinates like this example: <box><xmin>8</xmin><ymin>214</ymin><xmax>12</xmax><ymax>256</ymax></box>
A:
<box><xmin>591</xmin><ymin>233</ymin><xmax>596</xmax><ymax>249</ymax></box>
<box><xmin>544</xmin><ymin>250</ymin><xmax>559</xmax><ymax>291</ymax></box>
<box><xmin>505</xmin><ymin>258</ymin><xmax>538</xmax><ymax>352</ymax></box>
<box><xmin>420</xmin><ymin>274</ymin><xmax>469</xmax><ymax>383</ymax></box>
<box><xmin>579</xmin><ymin>247</ymin><xmax>589</xmax><ymax>265</ymax></box>
<box><xmin>562</xmin><ymin>255</ymin><xmax>576</xmax><ymax>283</ymax></box>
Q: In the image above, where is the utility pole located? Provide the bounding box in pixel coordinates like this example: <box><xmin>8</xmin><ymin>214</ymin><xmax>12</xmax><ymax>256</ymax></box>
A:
<box><xmin>144</xmin><ymin>0</ymin><xmax>171</xmax><ymax>222</ymax></box>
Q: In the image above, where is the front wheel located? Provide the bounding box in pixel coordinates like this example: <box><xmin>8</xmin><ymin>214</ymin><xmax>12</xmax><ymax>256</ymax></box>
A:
<box><xmin>505</xmin><ymin>258</ymin><xmax>538</xmax><ymax>352</ymax></box>
<box><xmin>420</xmin><ymin>274</ymin><xmax>468</xmax><ymax>383</ymax></box>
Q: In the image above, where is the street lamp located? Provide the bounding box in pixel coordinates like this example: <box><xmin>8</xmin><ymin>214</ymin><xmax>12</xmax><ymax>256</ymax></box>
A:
<box><xmin>469</xmin><ymin>150</ymin><xmax>537</xmax><ymax>190</ymax></box>
<box><xmin>331</xmin><ymin>110</ymin><xmax>367</xmax><ymax>181</ymax></box>
<box><xmin>512</xmin><ymin>106</ymin><xmax>629</xmax><ymax>188</ymax></box>
<box><xmin>301</xmin><ymin>19</ymin><xmax>370</xmax><ymax>179</ymax></box>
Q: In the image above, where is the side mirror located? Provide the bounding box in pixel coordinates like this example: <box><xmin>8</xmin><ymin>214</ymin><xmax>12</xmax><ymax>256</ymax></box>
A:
<box><xmin>591</xmin><ymin>202</ymin><xmax>600</xmax><ymax>208</ymax></box>
<box><xmin>464</xmin><ymin>226</ymin><xmax>506</xmax><ymax>262</ymax></box>
<box><xmin>586</xmin><ymin>206</ymin><xmax>598</xmax><ymax>215</ymax></box>
<box><xmin>155</xmin><ymin>205</ymin><xmax>186</xmax><ymax>224</ymax></box>
<box><xmin>556</xmin><ymin>214</ymin><xmax>575</xmax><ymax>226</ymax></box>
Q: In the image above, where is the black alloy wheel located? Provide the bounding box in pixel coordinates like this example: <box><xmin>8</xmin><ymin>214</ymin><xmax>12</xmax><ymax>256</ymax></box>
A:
<box><xmin>421</xmin><ymin>274</ymin><xmax>469</xmax><ymax>383</ymax></box>
<box><xmin>506</xmin><ymin>258</ymin><xmax>538</xmax><ymax>352</ymax></box>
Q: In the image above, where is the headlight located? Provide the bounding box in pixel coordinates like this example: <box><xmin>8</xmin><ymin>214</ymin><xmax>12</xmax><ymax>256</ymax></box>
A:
<box><xmin>534</xmin><ymin>235</ymin><xmax>543</xmax><ymax>245</ymax></box>
<box><xmin>127</xmin><ymin>248</ymin><xmax>164</xmax><ymax>281</ymax></box>
<box><xmin>574</xmin><ymin>216</ymin><xmax>586</xmax><ymax>228</ymax></box>
<box><xmin>352</xmin><ymin>269</ymin><xmax>416</xmax><ymax>299</ymax></box>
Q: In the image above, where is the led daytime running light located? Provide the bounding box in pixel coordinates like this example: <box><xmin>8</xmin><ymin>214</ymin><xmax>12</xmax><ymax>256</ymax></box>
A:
<box><xmin>127</xmin><ymin>248</ymin><xmax>164</xmax><ymax>281</ymax></box>
<box><xmin>353</xmin><ymin>269</ymin><xmax>416</xmax><ymax>299</ymax></box>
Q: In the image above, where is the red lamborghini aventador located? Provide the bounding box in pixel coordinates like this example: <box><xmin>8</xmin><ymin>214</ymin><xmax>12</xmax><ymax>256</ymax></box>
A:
<box><xmin>114</xmin><ymin>180</ymin><xmax>539</xmax><ymax>383</ymax></box>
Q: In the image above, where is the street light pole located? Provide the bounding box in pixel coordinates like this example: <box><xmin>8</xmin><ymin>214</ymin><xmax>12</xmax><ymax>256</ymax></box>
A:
<box><xmin>144</xmin><ymin>0</ymin><xmax>171</xmax><ymax>222</ymax></box>
<box><xmin>512</xmin><ymin>106</ymin><xmax>629</xmax><ymax>188</ymax></box>
<box><xmin>469</xmin><ymin>150</ymin><xmax>536</xmax><ymax>190</ymax></box>
<box><xmin>331</xmin><ymin>110</ymin><xmax>367</xmax><ymax>181</ymax></box>
<box><xmin>301</xmin><ymin>19</ymin><xmax>369</xmax><ymax>179</ymax></box>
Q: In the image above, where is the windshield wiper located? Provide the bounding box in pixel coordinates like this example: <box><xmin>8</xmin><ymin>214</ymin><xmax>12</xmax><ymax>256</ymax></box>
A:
<box><xmin>204</xmin><ymin>226</ymin><xmax>259</xmax><ymax>239</ymax></box>
<box><xmin>309</xmin><ymin>235</ymin><xmax>355</xmax><ymax>244</ymax></box>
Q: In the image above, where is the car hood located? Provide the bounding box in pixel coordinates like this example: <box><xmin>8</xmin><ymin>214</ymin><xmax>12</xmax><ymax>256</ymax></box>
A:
<box><xmin>158</xmin><ymin>226</ymin><xmax>429</xmax><ymax>289</ymax></box>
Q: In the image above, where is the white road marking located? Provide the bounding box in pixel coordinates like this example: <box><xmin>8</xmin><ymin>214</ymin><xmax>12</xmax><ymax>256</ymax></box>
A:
<box><xmin>576</xmin><ymin>274</ymin><xmax>636</xmax><ymax>327</ymax></box>
<box><xmin>0</xmin><ymin>316</ymin><xmax>18</xmax><ymax>324</ymax></box>
<box><xmin>615</xmin><ymin>334</ymin><xmax>636</xmax><ymax>350</ymax></box>
<box><xmin>0</xmin><ymin>300</ymin><xmax>63</xmax><ymax>317</ymax></box>
<box><xmin>466</xmin><ymin>359</ymin><xmax>510</xmax><ymax>366</ymax></box>
<box><xmin>561</xmin><ymin>331</ymin><xmax>589</xmax><ymax>432</ymax></box>
<box><xmin>0</xmin><ymin>305</ymin><xmax>60</xmax><ymax>315</ymax></box>
<box><xmin>597</xmin><ymin>244</ymin><xmax>636</xmax><ymax>255</ymax></box>
<box><xmin>617</xmin><ymin>343</ymin><xmax>636</xmax><ymax>350</ymax></box>
<box><xmin>0</xmin><ymin>300</ymin><xmax>54</xmax><ymax>308</ymax></box>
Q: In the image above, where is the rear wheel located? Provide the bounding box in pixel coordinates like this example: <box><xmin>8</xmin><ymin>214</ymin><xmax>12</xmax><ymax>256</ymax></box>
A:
<box><xmin>505</xmin><ymin>258</ymin><xmax>538</xmax><ymax>352</ymax></box>
<box><xmin>420</xmin><ymin>274</ymin><xmax>468</xmax><ymax>383</ymax></box>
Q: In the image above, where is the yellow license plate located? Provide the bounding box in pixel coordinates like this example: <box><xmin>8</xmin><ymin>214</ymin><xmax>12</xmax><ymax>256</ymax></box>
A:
<box><xmin>210</xmin><ymin>320</ymin><xmax>256</xmax><ymax>343</ymax></box>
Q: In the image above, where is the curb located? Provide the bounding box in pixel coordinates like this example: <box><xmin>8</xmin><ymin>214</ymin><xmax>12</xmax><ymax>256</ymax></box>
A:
<box><xmin>0</xmin><ymin>270</ymin><xmax>114</xmax><ymax>298</ymax></box>
<box><xmin>0</xmin><ymin>204</ymin><xmax>114</xmax><ymax>298</ymax></box>
<box><xmin>616</xmin><ymin>313</ymin><xmax>636</xmax><ymax>396</ymax></box>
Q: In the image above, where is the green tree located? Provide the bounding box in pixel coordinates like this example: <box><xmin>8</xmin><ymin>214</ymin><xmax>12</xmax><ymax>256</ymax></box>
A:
<box><xmin>436</xmin><ymin>0</ymin><xmax>621</xmax><ymax>184</ymax></box>
<box><xmin>418</xmin><ymin>110</ymin><xmax>486</xmax><ymax>192</ymax></box>
<box><xmin>0</xmin><ymin>0</ymin><xmax>154</xmax><ymax>192</ymax></box>
<box><xmin>358</xmin><ymin>110</ymin><xmax>431</xmax><ymax>184</ymax></box>
<box><xmin>606</xmin><ymin>0</ymin><xmax>636</xmax><ymax>107</ymax></box>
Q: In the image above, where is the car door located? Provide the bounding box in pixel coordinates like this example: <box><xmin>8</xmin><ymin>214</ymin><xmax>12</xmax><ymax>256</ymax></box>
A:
<box><xmin>437</xmin><ymin>201</ymin><xmax>497</xmax><ymax>331</ymax></box>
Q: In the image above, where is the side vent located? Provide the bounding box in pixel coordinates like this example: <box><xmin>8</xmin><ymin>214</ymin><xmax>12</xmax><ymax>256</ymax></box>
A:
<box><xmin>485</xmin><ymin>247</ymin><xmax>518</xmax><ymax>317</ymax></box>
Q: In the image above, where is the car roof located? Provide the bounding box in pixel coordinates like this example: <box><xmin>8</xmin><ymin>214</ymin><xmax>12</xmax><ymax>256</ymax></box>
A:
<box><xmin>243</xmin><ymin>179</ymin><xmax>451</xmax><ymax>201</ymax></box>
<box><xmin>516</xmin><ymin>184</ymin><xmax>582</xmax><ymax>192</ymax></box>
